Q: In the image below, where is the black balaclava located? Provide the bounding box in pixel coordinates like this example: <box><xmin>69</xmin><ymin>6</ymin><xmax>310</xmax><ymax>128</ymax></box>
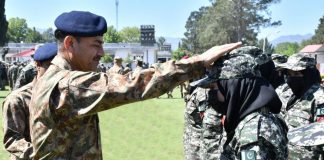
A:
<box><xmin>259</xmin><ymin>60</ymin><xmax>285</xmax><ymax>89</ymax></box>
<box><xmin>286</xmin><ymin>67</ymin><xmax>321</xmax><ymax>108</ymax></box>
<box><xmin>216</xmin><ymin>77</ymin><xmax>282</xmax><ymax>134</ymax></box>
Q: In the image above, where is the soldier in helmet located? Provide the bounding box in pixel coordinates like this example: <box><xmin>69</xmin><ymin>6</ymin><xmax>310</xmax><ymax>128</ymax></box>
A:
<box><xmin>277</xmin><ymin>53</ymin><xmax>324</xmax><ymax>159</ymax></box>
<box><xmin>194</xmin><ymin>46</ymin><xmax>288</xmax><ymax>160</ymax></box>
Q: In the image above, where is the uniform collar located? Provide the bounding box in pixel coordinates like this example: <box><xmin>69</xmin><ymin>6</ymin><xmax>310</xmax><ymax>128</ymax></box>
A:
<box><xmin>51</xmin><ymin>54</ymin><xmax>72</xmax><ymax>71</ymax></box>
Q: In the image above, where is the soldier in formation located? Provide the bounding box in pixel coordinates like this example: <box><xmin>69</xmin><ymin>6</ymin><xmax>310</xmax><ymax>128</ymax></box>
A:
<box><xmin>107</xmin><ymin>56</ymin><xmax>124</xmax><ymax>75</ymax></box>
<box><xmin>2</xmin><ymin>43</ymin><xmax>58</xmax><ymax>160</ymax></box>
<box><xmin>276</xmin><ymin>53</ymin><xmax>324</xmax><ymax>159</ymax></box>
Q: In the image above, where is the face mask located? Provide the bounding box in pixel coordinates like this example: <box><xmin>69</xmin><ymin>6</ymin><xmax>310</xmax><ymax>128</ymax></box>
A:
<box><xmin>208</xmin><ymin>89</ymin><xmax>226</xmax><ymax>111</ymax></box>
<box><xmin>285</xmin><ymin>76</ymin><xmax>306</xmax><ymax>96</ymax></box>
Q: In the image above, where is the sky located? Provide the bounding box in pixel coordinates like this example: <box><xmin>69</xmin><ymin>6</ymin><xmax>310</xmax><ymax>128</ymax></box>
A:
<box><xmin>4</xmin><ymin>0</ymin><xmax>324</xmax><ymax>41</ymax></box>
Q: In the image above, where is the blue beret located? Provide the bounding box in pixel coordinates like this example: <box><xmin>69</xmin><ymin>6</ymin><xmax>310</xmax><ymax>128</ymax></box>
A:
<box><xmin>33</xmin><ymin>43</ymin><xmax>58</xmax><ymax>62</ymax></box>
<box><xmin>54</xmin><ymin>11</ymin><xmax>107</xmax><ymax>37</ymax></box>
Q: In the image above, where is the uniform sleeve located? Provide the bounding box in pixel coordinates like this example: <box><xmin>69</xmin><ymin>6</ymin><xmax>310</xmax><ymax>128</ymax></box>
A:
<box><xmin>2</xmin><ymin>96</ymin><xmax>33</xmax><ymax>159</ymax></box>
<box><xmin>54</xmin><ymin>58</ymin><xmax>205</xmax><ymax>118</ymax></box>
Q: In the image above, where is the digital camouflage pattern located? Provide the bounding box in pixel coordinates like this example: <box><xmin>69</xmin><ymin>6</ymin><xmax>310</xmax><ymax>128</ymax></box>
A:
<box><xmin>183</xmin><ymin>87</ymin><xmax>209</xmax><ymax>160</ymax></box>
<box><xmin>221</xmin><ymin>111</ymin><xmax>288</xmax><ymax>160</ymax></box>
<box><xmin>271</xmin><ymin>53</ymin><xmax>288</xmax><ymax>68</ymax></box>
<box><xmin>282</xmin><ymin>83</ymin><xmax>324</xmax><ymax>159</ymax></box>
<box><xmin>275</xmin><ymin>83</ymin><xmax>293</xmax><ymax>118</ymax></box>
<box><xmin>201</xmin><ymin>106</ymin><xmax>223</xmax><ymax>160</ymax></box>
<box><xmin>277</xmin><ymin>53</ymin><xmax>316</xmax><ymax>71</ymax></box>
<box><xmin>13</xmin><ymin>62</ymin><xmax>36</xmax><ymax>90</ymax></box>
<box><xmin>191</xmin><ymin>46</ymin><xmax>264</xmax><ymax>87</ymax></box>
<box><xmin>29</xmin><ymin>55</ymin><xmax>205</xmax><ymax>159</ymax></box>
<box><xmin>288</xmin><ymin>121</ymin><xmax>324</xmax><ymax>146</ymax></box>
<box><xmin>2</xmin><ymin>82</ymin><xmax>33</xmax><ymax>160</ymax></box>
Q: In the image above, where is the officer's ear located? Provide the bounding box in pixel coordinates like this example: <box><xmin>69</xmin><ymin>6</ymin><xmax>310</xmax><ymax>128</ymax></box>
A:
<box><xmin>64</xmin><ymin>35</ymin><xmax>76</xmax><ymax>53</ymax></box>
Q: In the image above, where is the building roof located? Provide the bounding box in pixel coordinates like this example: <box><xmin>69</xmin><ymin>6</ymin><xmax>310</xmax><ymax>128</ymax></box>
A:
<box><xmin>300</xmin><ymin>44</ymin><xmax>324</xmax><ymax>53</ymax></box>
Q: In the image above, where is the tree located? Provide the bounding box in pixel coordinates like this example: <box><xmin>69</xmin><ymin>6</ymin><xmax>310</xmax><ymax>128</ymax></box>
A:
<box><xmin>311</xmin><ymin>15</ymin><xmax>324</xmax><ymax>44</ymax></box>
<box><xmin>274</xmin><ymin>42</ymin><xmax>300</xmax><ymax>56</ymax></box>
<box><xmin>119</xmin><ymin>26</ymin><xmax>140</xmax><ymax>43</ymax></box>
<box><xmin>187</xmin><ymin>0</ymin><xmax>281</xmax><ymax>51</ymax></box>
<box><xmin>257</xmin><ymin>38</ymin><xmax>274</xmax><ymax>54</ymax></box>
<box><xmin>7</xmin><ymin>17</ymin><xmax>28</xmax><ymax>43</ymax></box>
<box><xmin>0</xmin><ymin>0</ymin><xmax>8</xmax><ymax>46</ymax></box>
<box><xmin>172</xmin><ymin>48</ymin><xmax>192</xmax><ymax>60</ymax></box>
<box><xmin>42</xmin><ymin>28</ymin><xmax>55</xmax><ymax>42</ymax></box>
<box><xmin>182</xmin><ymin>6</ymin><xmax>209</xmax><ymax>54</ymax></box>
<box><xmin>100</xmin><ymin>53</ymin><xmax>113</xmax><ymax>63</ymax></box>
<box><xmin>25</xmin><ymin>27</ymin><xmax>43</xmax><ymax>43</ymax></box>
<box><xmin>157</xmin><ymin>37</ymin><xmax>166</xmax><ymax>50</ymax></box>
<box><xmin>103</xmin><ymin>26</ymin><xmax>122</xmax><ymax>43</ymax></box>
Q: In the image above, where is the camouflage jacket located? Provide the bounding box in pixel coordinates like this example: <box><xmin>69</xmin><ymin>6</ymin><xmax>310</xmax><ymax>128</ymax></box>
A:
<box><xmin>2</xmin><ymin>82</ymin><xmax>33</xmax><ymax>160</ymax></box>
<box><xmin>13</xmin><ymin>62</ymin><xmax>36</xmax><ymax>90</ymax></box>
<box><xmin>29</xmin><ymin>55</ymin><xmax>205</xmax><ymax>159</ymax></box>
<box><xmin>282</xmin><ymin>83</ymin><xmax>324</xmax><ymax>130</ymax></box>
<box><xmin>7</xmin><ymin>65</ymin><xmax>19</xmax><ymax>89</ymax></box>
<box><xmin>183</xmin><ymin>87</ymin><xmax>209</xmax><ymax>160</ymax></box>
<box><xmin>222</xmin><ymin>111</ymin><xmax>288</xmax><ymax>160</ymax></box>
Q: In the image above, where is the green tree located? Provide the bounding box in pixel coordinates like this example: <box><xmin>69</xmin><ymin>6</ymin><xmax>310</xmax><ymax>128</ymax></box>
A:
<box><xmin>100</xmin><ymin>53</ymin><xmax>113</xmax><ymax>63</ymax></box>
<box><xmin>172</xmin><ymin>48</ymin><xmax>192</xmax><ymax>60</ymax></box>
<box><xmin>182</xmin><ymin>6</ymin><xmax>209</xmax><ymax>54</ymax></box>
<box><xmin>119</xmin><ymin>26</ymin><xmax>140</xmax><ymax>43</ymax></box>
<box><xmin>0</xmin><ymin>0</ymin><xmax>8</xmax><ymax>46</ymax></box>
<box><xmin>42</xmin><ymin>28</ymin><xmax>55</xmax><ymax>42</ymax></box>
<box><xmin>7</xmin><ymin>17</ymin><xmax>28</xmax><ymax>42</ymax></box>
<box><xmin>25</xmin><ymin>27</ymin><xmax>43</xmax><ymax>43</ymax></box>
<box><xmin>257</xmin><ymin>38</ymin><xmax>274</xmax><ymax>54</ymax></box>
<box><xmin>157</xmin><ymin>36</ymin><xmax>166</xmax><ymax>50</ymax></box>
<box><xmin>274</xmin><ymin>42</ymin><xmax>300</xmax><ymax>56</ymax></box>
<box><xmin>191</xmin><ymin>0</ymin><xmax>281</xmax><ymax>51</ymax></box>
<box><xmin>103</xmin><ymin>25</ymin><xmax>122</xmax><ymax>43</ymax></box>
<box><xmin>311</xmin><ymin>15</ymin><xmax>324</xmax><ymax>44</ymax></box>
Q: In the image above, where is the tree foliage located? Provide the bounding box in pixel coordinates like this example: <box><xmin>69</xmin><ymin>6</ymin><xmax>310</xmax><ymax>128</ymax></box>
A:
<box><xmin>42</xmin><ymin>28</ymin><xmax>55</xmax><ymax>42</ymax></box>
<box><xmin>171</xmin><ymin>48</ymin><xmax>192</xmax><ymax>60</ymax></box>
<box><xmin>274</xmin><ymin>42</ymin><xmax>299</xmax><ymax>56</ymax></box>
<box><xmin>183</xmin><ymin>0</ymin><xmax>281</xmax><ymax>53</ymax></box>
<box><xmin>7</xmin><ymin>17</ymin><xmax>28</xmax><ymax>43</ymax></box>
<box><xmin>157</xmin><ymin>36</ymin><xmax>166</xmax><ymax>50</ymax></box>
<box><xmin>256</xmin><ymin>38</ymin><xmax>274</xmax><ymax>54</ymax></box>
<box><xmin>119</xmin><ymin>26</ymin><xmax>140</xmax><ymax>43</ymax></box>
<box><xmin>0</xmin><ymin>0</ymin><xmax>8</xmax><ymax>46</ymax></box>
<box><xmin>182</xmin><ymin>6</ymin><xmax>209</xmax><ymax>54</ymax></box>
<box><xmin>100</xmin><ymin>53</ymin><xmax>113</xmax><ymax>63</ymax></box>
<box><xmin>311</xmin><ymin>15</ymin><xmax>324</xmax><ymax>44</ymax></box>
<box><xmin>103</xmin><ymin>25</ymin><xmax>122</xmax><ymax>43</ymax></box>
<box><xmin>25</xmin><ymin>27</ymin><xmax>43</xmax><ymax>43</ymax></box>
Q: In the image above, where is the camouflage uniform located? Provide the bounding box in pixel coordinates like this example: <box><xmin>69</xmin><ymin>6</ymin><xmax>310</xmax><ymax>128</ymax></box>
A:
<box><xmin>7</xmin><ymin>64</ymin><xmax>19</xmax><ymax>90</ymax></box>
<box><xmin>193</xmin><ymin>46</ymin><xmax>288</xmax><ymax>160</ymax></box>
<box><xmin>277</xmin><ymin>53</ymin><xmax>324</xmax><ymax>159</ymax></box>
<box><xmin>183</xmin><ymin>87</ymin><xmax>209</xmax><ymax>160</ymax></box>
<box><xmin>201</xmin><ymin>106</ymin><xmax>223</xmax><ymax>159</ymax></box>
<box><xmin>221</xmin><ymin>110</ymin><xmax>288</xmax><ymax>160</ymax></box>
<box><xmin>2</xmin><ymin>82</ymin><xmax>33</xmax><ymax>160</ymax></box>
<box><xmin>29</xmin><ymin>55</ymin><xmax>205</xmax><ymax>159</ymax></box>
<box><xmin>13</xmin><ymin>62</ymin><xmax>36</xmax><ymax>90</ymax></box>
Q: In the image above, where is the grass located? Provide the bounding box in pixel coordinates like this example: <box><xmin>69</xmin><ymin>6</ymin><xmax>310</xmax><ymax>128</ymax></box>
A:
<box><xmin>0</xmin><ymin>86</ymin><xmax>186</xmax><ymax>160</ymax></box>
